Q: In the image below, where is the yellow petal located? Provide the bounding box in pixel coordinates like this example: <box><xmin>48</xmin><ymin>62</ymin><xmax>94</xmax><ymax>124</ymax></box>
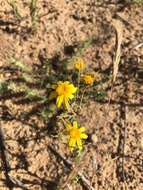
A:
<box><xmin>57</xmin><ymin>81</ymin><xmax>62</xmax><ymax>85</ymax></box>
<box><xmin>64</xmin><ymin>98</ymin><xmax>70</xmax><ymax>109</ymax></box>
<box><xmin>69</xmin><ymin>94</ymin><xmax>74</xmax><ymax>99</ymax></box>
<box><xmin>80</xmin><ymin>133</ymin><xmax>88</xmax><ymax>139</ymax></box>
<box><xmin>69</xmin><ymin>138</ymin><xmax>76</xmax><ymax>147</ymax></box>
<box><xmin>65</xmin><ymin>81</ymin><xmax>70</xmax><ymax>85</ymax></box>
<box><xmin>73</xmin><ymin>121</ymin><xmax>78</xmax><ymax>128</ymax></box>
<box><xmin>79</xmin><ymin>127</ymin><xmax>85</xmax><ymax>132</ymax></box>
<box><xmin>69</xmin><ymin>85</ymin><xmax>77</xmax><ymax>93</ymax></box>
<box><xmin>77</xmin><ymin>139</ymin><xmax>82</xmax><ymax>150</ymax></box>
<box><xmin>56</xmin><ymin>95</ymin><xmax>64</xmax><ymax>108</ymax></box>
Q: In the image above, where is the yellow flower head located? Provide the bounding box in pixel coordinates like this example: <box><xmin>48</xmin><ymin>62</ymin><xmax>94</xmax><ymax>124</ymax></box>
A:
<box><xmin>82</xmin><ymin>74</ymin><xmax>95</xmax><ymax>85</ymax></box>
<box><xmin>74</xmin><ymin>57</ymin><xmax>85</xmax><ymax>71</ymax></box>
<box><xmin>66</xmin><ymin>121</ymin><xmax>88</xmax><ymax>151</ymax></box>
<box><xmin>49</xmin><ymin>81</ymin><xmax>77</xmax><ymax>109</ymax></box>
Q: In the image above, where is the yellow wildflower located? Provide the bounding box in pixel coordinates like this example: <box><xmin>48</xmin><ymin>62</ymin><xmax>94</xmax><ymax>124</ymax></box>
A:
<box><xmin>49</xmin><ymin>81</ymin><xmax>77</xmax><ymax>109</ymax></box>
<box><xmin>74</xmin><ymin>57</ymin><xmax>85</xmax><ymax>71</ymax></box>
<box><xmin>82</xmin><ymin>74</ymin><xmax>95</xmax><ymax>85</ymax></box>
<box><xmin>66</xmin><ymin>121</ymin><xmax>88</xmax><ymax>151</ymax></box>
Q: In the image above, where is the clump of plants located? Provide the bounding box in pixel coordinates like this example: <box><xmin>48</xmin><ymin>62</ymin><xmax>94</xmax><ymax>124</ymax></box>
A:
<box><xmin>0</xmin><ymin>40</ymin><xmax>107</xmax><ymax>153</ymax></box>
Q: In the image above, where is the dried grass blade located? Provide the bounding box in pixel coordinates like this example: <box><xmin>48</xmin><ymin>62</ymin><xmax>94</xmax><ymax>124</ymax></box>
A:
<box><xmin>112</xmin><ymin>19</ymin><xmax>123</xmax><ymax>83</ymax></box>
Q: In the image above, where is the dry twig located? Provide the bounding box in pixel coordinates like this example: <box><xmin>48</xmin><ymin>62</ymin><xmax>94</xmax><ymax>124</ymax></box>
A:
<box><xmin>48</xmin><ymin>145</ymin><xmax>95</xmax><ymax>190</ymax></box>
<box><xmin>0</xmin><ymin>126</ymin><xmax>28</xmax><ymax>190</ymax></box>
<box><xmin>0</xmin><ymin>126</ymin><xmax>13</xmax><ymax>190</ymax></box>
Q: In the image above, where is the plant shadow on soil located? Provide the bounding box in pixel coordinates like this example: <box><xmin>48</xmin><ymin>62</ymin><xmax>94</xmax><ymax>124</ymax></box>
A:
<box><xmin>0</xmin><ymin>49</ymin><xmax>80</xmax><ymax>189</ymax></box>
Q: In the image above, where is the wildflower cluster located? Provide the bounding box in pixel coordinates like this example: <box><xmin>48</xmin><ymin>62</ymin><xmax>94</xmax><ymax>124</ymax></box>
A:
<box><xmin>47</xmin><ymin>56</ymin><xmax>99</xmax><ymax>151</ymax></box>
<box><xmin>0</xmin><ymin>41</ymin><xmax>106</xmax><ymax>153</ymax></box>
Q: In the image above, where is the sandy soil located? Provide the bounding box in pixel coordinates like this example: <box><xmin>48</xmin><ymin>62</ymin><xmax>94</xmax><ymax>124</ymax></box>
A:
<box><xmin>0</xmin><ymin>0</ymin><xmax>143</xmax><ymax>190</ymax></box>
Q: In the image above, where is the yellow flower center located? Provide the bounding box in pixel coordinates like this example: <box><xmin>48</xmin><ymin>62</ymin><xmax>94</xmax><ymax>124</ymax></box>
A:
<box><xmin>70</xmin><ymin>128</ymin><xmax>81</xmax><ymax>139</ymax></box>
<box><xmin>56</xmin><ymin>84</ymin><xmax>68</xmax><ymax>95</ymax></box>
<box><xmin>83</xmin><ymin>74</ymin><xmax>95</xmax><ymax>85</ymax></box>
<box><xmin>56</xmin><ymin>83</ymin><xmax>70</xmax><ymax>96</ymax></box>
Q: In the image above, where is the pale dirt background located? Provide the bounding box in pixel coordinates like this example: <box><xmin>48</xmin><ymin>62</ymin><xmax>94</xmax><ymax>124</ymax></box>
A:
<box><xmin>0</xmin><ymin>0</ymin><xmax>143</xmax><ymax>190</ymax></box>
